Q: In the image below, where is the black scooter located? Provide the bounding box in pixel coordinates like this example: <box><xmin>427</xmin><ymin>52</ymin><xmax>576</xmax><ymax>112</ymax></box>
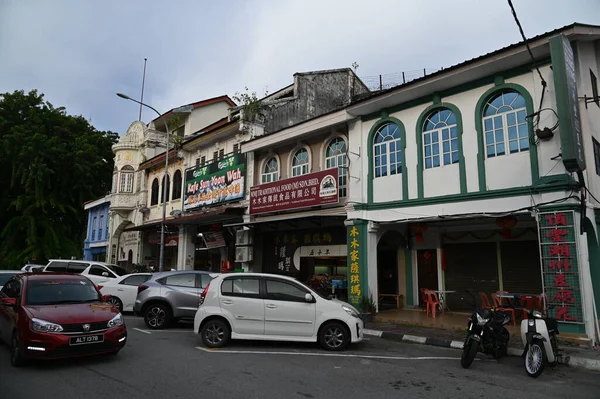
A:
<box><xmin>460</xmin><ymin>290</ymin><xmax>512</xmax><ymax>368</ymax></box>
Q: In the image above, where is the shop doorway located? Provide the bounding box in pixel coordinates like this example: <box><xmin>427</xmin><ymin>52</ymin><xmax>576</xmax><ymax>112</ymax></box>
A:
<box><xmin>377</xmin><ymin>230</ymin><xmax>406</xmax><ymax>309</ymax></box>
<box><xmin>417</xmin><ymin>249</ymin><xmax>438</xmax><ymax>307</ymax></box>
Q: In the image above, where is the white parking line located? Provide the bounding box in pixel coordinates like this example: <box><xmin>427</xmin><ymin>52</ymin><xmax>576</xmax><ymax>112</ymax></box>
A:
<box><xmin>195</xmin><ymin>346</ymin><xmax>460</xmax><ymax>361</ymax></box>
<box><xmin>132</xmin><ymin>328</ymin><xmax>193</xmax><ymax>334</ymax></box>
<box><xmin>133</xmin><ymin>328</ymin><xmax>151</xmax><ymax>335</ymax></box>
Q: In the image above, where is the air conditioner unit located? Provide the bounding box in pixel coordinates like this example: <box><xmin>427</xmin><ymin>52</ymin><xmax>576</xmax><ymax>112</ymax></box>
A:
<box><xmin>236</xmin><ymin>229</ymin><xmax>253</xmax><ymax>246</ymax></box>
<box><xmin>235</xmin><ymin>246</ymin><xmax>253</xmax><ymax>263</ymax></box>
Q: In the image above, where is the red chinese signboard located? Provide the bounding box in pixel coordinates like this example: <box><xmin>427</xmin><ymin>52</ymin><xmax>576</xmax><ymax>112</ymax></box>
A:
<box><xmin>249</xmin><ymin>168</ymin><xmax>339</xmax><ymax>215</ymax></box>
<box><xmin>538</xmin><ymin>211</ymin><xmax>583</xmax><ymax>324</ymax></box>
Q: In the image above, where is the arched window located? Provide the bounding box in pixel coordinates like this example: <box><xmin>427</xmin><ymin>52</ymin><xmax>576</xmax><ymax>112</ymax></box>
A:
<box><xmin>373</xmin><ymin>123</ymin><xmax>402</xmax><ymax>177</ymax></box>
<box><xmin>325</xmin><ymin>137</ymin><xmax>347</xmax><ymax>198</ymax></box>
<box><xmin>423</xmin><ymin>108</ymin><xmax>459</xmax><ymax>169</ymax></box>
<box><xmin>161</xmin><ymin>174</ymin><xmax>170</xmax><ymax>203</ymax></box>
<box><xmin>119</xmin><ymin>165</ymin><xmax>134</xmax><ymax>193</ymax></box>
<box><xmin>483</xmin><ymin>91</ymin><xmax>529</xmax><ymax>158</ymax></box>
<box><xmin>291</xmin><ymin>148</ymin><xmax>309</xmax><ymax>177</ymax></box>
<box><xmin>262</xmin><ymin>157</ymin><xmax>279</xmax><ymax>183</ymax></box>
<box><xmin>150</xmin><ymin>178</ymin><xmax>159</xmax><ymax>206</ymax></box>
<box><xmin>172</xmin><ymin>170</ymin><xmax>183</xmax><ymax>200</ymax></box>
<box><xmin>112</xmin><ymin>167</ymin><xmax>118</xmax><ymax>193</ymax></box>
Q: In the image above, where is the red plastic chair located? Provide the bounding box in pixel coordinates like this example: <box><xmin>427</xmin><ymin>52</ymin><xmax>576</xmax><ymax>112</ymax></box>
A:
<box><xmin>420</xmin><ymin>288</ymin><xmax>428</xmax><ymax>311</ymax></box>
<box><xmin>519</xmin><ymin>295</ymin><xmax>539</xmax><ymax>319</ymax></box>
<box><xmin>425</xmin><ymin>290</ymin><xmax>442</xmax><ymax>318</ymax></box>
<box><xmin>491</xmin><ymin>293</ymin><xmax>516</xmax><ymax>326</ymax></box>
<box><xmin>479</xmin><ymin>292</ymin><xmax>492</xmax><ymax>309</ymax></box>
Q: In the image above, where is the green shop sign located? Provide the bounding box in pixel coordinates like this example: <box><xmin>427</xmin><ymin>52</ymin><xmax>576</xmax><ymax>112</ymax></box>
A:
<box><xmin>550</xmin><ymin>34</ymin><xmax>586</xmax><ymax>173</ymax></box>
<box><xmin>183</xmin><ymin>153</ymin><xmax>246</xmax><ymax>211</ymax></box>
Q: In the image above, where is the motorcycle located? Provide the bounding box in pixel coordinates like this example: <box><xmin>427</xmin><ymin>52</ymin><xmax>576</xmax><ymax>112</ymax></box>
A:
<box><xmin>520</xmin><ymin>307</ymin><xmax>560</xmax><ymax>378</ymax></box>
<box><xmin>460</xmin><ymin>290</ymin><xmax>512</xmax><ymax>368</ymax></box>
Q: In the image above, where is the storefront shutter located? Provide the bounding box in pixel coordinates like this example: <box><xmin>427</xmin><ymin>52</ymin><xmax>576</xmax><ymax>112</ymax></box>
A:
<box><xmin>500</xmin><ymin>240</ymin><xmax>542</xmax><ymax>295</ymax></box>
<box><xmin>443</xmin><ymin>243</ymin><xmax>499</xmax><ymax>311</ymax></box>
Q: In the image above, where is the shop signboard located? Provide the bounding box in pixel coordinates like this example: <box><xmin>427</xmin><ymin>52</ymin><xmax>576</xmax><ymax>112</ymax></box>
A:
<box><xmin>348</xmin><ymin>225</ymin><xmax>363</xmax><ymax>307</ymax></box>
<box><xmin>183</xmin><ymin>153</ymin><xmax>246</xmax><ymax>211</ymax></box>
<box><xmin>550</xmin><ymin>34</ymin><xmax>586</xmax><ymax>173</ymax></box>
<box><xmin>249</xmin><ymin>168</ymin><xmax>339</xmax><ymax>215</ymax></box>
<box><xmin>538</xmin><ymin>211</ymin><xmax>584</xmax><ymax>324</ymax></box>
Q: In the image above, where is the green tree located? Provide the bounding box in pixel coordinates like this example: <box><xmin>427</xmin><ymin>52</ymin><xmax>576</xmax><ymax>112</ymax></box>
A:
<box><xmin>0</xmin><ymin>89</ymin><xmax>118</xmax><ymax>268</ymax></box>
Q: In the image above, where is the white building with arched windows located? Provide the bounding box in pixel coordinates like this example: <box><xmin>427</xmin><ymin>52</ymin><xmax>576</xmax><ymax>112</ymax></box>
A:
<box><xmin>344</xmin><ymin>23</ymin><xmax>600</xmax><ymax>345</ymax></box>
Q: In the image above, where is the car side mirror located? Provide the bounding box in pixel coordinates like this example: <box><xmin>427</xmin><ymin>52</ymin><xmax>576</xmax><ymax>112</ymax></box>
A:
<box><xmin>102</xmin><ymin>272</ymin><xmax>109</xmax><ymax>277</ymax></box>
<box><xmin>305</xmin><ymin>293</ymin><xmax>314</xmax><ymax>303</ymax></box>
<box><xmin>1</xmin><ymin>298</ymin><xmax>16</xmax><ymax>307</ymax></box>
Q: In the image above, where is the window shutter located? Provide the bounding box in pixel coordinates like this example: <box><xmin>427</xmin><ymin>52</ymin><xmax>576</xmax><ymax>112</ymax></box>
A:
<box><xmin>201</xmin><ymin>156</ymin><xmax>206</xmax><ymax>166</ymax></box>
<box><xmin>196</xmin><ymin>158</ymin><xmax>200</xmax><ymax>167</ymax></box>
<box><xmin>213</xmin><ymin>151</ymin><xmax>218</xmax><ymax>162</ymax></box>
<box><xmin>233</xmin><ymin>143</ymin><xmax>239</xmax><ymax>153</ymax></box>
<box><xmin>219</xmin><ymin>149</ymin><xmax>224</xmax><ymax>159</ymax></box>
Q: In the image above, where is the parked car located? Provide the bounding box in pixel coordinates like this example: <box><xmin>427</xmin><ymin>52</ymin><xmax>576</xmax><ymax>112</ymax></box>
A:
<box><xmin>21</xmin><ymin>264</ymin><xmax>45</xmax><ymax>272</ymax></box>
<box><xmin>194</xmin><ymin>273</ymin><xmax>364</xmax><ymax>351</ymax></box>
<box><xmin>0</xmin><ymin>270</ymin><xmax>22</xmax><ymax>291</ymax></box>
<box><xmin>0</xmin><ymin>272</ymin><xmax>127</xmax><ymax>367</ymax></box>
<box><xmin>98</xmin><ymin>273</ymin><xmax>153</xmax><ymax>312</ymax></box>
<box><xmin>133</xmin><ymin>270</ymin><xmax>218</xmax><ymax>330</ymax></box>
<box><xmin>43</xmin><ymin>259</ymin><xmax>128</xmax><ymax>285</ymax></box>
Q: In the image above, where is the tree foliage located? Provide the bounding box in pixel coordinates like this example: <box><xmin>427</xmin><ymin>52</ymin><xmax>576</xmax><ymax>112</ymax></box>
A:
<box><xmin>0</xmin><ymin>89</ymin><xmax>118</xmax><ymax>268</ymax></box>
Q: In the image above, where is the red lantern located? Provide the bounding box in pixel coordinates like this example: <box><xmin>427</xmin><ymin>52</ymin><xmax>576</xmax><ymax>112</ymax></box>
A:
<box><xmin>496</xmin><ymin>216</ymin><xmax>517</xmax><ymax>239</ymax></box>
<box><xmin>410</xmin><ymin>223</ymin><xmax>428</xmax><ymax>242</ymax></box>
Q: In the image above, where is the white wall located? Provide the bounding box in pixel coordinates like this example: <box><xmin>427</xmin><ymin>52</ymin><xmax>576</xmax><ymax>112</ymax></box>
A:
<box><xmin>145</xmin><ymin>158</ymin><xmax>185</xmax><ymax>222</ymax></box>
<box><xmin>186</xmin><ymin>102</ymin><xmax>232</xmax><ymax>136</ymax></box>
<box><xmin>351</xmin><ymin>65</ymin><xmax>571</xmax><ymax>205</ymax></box>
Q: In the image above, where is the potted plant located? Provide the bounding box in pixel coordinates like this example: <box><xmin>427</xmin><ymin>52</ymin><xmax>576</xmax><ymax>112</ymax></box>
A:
<box><xmin>359</xmin><ymin>294</ymin><xmax>377</xmax><ymax>322</ymax></box>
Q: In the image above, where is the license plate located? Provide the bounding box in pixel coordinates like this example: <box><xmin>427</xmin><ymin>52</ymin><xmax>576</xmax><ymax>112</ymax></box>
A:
<box><xmin>69</xmin><ymin>334</ymin><xmax>104</xmax><ymax>346</ymax></box>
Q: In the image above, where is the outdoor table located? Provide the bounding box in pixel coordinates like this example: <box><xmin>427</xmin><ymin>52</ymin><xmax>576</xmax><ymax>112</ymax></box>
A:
<box><xmin>495</xmin><ymin>293</ymin><xmax>539</xmax><ymax>308</ymax></box>
<box><xmin>434</xmin><ymin>290</ymin><xmax>456</xmax><ymax>311</ymax></box>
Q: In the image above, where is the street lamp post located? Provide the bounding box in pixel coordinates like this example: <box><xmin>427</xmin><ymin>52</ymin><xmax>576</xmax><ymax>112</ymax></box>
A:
<box><xmin>116</xmin><ymin>93</ymin><xmax>172</xmax><ymax>273</ymax></box>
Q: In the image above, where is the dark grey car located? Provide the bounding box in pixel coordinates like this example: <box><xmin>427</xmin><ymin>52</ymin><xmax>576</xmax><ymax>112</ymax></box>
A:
<box><xmin>133</xmin><ymin>270</ymin><xmax>218</xmax><ymax>329</ymax></box>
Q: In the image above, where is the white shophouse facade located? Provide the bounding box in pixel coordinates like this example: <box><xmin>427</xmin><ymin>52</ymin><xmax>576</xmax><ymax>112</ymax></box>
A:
<box><xmin>345</xmin><ymin>23</ymin><xmax>600</xmax><ymax>343</ymax></box>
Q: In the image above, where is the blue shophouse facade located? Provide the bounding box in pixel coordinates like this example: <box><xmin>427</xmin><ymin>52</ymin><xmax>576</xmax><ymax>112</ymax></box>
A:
<box><xmin>83</xmin><ymin>196</ymin><xmax>110</xmax><ymax>261</ymax></box>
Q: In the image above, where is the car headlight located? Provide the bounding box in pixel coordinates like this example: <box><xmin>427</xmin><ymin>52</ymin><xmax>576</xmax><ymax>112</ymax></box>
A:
<box><xmin>476</xmin><ymin>313</ymin><xmax>489</xmax><ymax>326</ymax></box>
<box><xmin>342</xmin><ymin>305</ymin><xmax>360</xmax><ymax>318</ymax></box>
<box><xmin>107</xmin><ymin>313</ymin><xmax>124</xmax><ymax>328</ymax></box>
<box><xmin>31</xmin><ymin>318</ymin><xmax>63</xmax><ymax>333</ymax></box>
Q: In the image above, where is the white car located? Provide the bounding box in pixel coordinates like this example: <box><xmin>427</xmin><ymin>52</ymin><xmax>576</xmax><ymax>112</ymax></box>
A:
<box><xmin>0</xmin><ymin>270</ymin><xmax>22</xmax><ymax>290</ymax></box>
<box><xmin>98</xmin><ymin>273</ymin><xmax>153</xmax><ymax>312</ymax></box>
<box><xmin>43</xmin><ymin>259</ymin><xmax>129</xmax><ymax>285</ymax></box>
<box><xmin>194</xmin><ymin>273</ymin><xmax>364</xmax><ymax>351</ymax></box>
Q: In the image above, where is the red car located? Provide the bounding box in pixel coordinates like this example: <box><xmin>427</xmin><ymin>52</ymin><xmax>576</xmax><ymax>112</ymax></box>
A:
<box><xmin>0</xmin><ymin>272</ymin><xmax>127</xmax><ymax>367</ymax></box>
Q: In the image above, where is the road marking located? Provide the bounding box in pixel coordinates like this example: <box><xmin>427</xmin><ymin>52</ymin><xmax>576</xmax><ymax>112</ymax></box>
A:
<box><xmin>133</xmin><ymin>328</ymin><xmax>151</xmax><ymax>335</ymax></box>
<box><xmin>363</xmin><ymin>329</ymin><xmax>382</xmax><ymax>337</ymax></box>
<box><xmin>450</xmin><ymin>341</ymin><xmax>464</xmax><ymax>349</ymax></box>
<box><xmin>132</xmin><ymin>328</ymin><xmax>193</xmax><ymax>334</ymax></box>
<box><xmin>195</xmin><ymin>347</ymin><xmax>460</xmax><ymax>361</ymax></box>
<box><xmin>403</xmin><ymin>335</ymin><xmax>427</xmax><ymax>344</ymax></box>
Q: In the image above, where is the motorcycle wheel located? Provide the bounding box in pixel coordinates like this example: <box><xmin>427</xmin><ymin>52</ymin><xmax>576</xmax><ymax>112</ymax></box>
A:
<box><xmin>525</xmin><ymin>342</ymin><xmax>546</xmax><ymax>378</ymax></box>
<box><xmin>461</xmin><ymin>340</ymin><xmax>478</xmax><ymax>368</ymax></box>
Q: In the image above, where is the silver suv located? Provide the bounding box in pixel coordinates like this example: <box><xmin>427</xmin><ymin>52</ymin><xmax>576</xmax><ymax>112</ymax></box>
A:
<box><xmin>134</xmin><ymin>270</ymin><xmax>218</xmax><ymax>329</ymax></box>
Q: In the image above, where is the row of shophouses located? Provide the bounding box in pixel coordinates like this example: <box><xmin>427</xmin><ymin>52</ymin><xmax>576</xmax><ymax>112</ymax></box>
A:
<box><xmin>84</xmin><ymin>23</ymin><xmax>600</xmax><ymax>343</ymax></box>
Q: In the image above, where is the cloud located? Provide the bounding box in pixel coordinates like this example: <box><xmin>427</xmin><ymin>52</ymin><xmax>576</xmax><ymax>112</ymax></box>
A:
<box><xmin>0</xmin><ymin>0</ymin><xmax>598</xmax><ymax>133</ymax></box>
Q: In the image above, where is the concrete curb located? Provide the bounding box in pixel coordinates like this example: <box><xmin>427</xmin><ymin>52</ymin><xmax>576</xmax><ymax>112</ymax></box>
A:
<box><xmin>363</xmin><ymin>328</ymin><xmax>600</xmax><ymax>373</ymax></box>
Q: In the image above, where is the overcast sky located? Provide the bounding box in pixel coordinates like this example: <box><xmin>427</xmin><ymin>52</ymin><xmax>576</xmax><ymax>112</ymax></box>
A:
<box><xmin>1</xmin><ymin>0</ymin><xmax>599</xmax><ymax>134</ymax></box>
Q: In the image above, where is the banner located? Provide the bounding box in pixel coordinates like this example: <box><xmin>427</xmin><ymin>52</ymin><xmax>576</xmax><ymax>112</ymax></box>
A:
<box><xmin>117</xmin><ymin>231</ymin><xmax>139</xmax><ymax>262</ymax></box>
<box><xmin>249</xmin><ymin>168</ymin><xmax>339</xmax><ymax>215</ymax></box>
<box><xmin>184</xmin><ymin>153</ymin><xmax>246</xmax><ymax>211</ymax></box>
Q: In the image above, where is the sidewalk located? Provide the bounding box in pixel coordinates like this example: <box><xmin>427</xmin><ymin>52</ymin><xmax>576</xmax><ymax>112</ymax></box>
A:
<box><xmin>364</xmin><ymin>321</ymin><xmax>600</xmax><ymax>373</ymax></box>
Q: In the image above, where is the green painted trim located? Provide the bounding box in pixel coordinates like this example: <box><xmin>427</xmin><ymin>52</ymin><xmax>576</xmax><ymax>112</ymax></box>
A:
<box><xmin>360</xmin><ymin>59</ymin><xmax>551</xmax><ymax>123</ymax></box>
<box><xmin>366</xmin><ymin>117</ymin><xmax>408</xmax><ymax>204</ymax></box>
<box><xmin>595</xmin><ymin>209</ymin><xmax>600</xmax><ymax>226</ymax></box>
<box><xmin>558</xmin><ymin>323</ymin><xmax>586</xmax><ymax>334</ymax></box>
<box><xmin>537</xmin><ymin>203</ymin><xmax>582</xmax><ymax>213</ymax></box>
<box><xmin>584</xmin><ymin>217</ymin><xmax>600</xmax><ymax>319</ymax></box>
<box><xmin>354</xmin><ymin>176</ymin><xmax>577</xmax><ymax>211</ymax></box>
<box><xmin>475</xmin><ymin>83</ymin><xmax>540</xmax><ymax>192</ymax></box>
<box><xmin>415</xmin><ymin>103</ymin><xmax>467</xmax><ymax>199</ymax></box>
<box><xmin>494</xmin><ymin>76</ymin><xmax>505</xmax><ymax>86</ymax></box>
<box><xmin>404</xmin><ymin>249</ymin><xmax>413</xmax><ymax>307</ymax></box>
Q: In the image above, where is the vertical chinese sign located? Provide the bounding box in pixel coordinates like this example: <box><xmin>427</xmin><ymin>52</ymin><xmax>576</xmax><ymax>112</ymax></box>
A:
<box><xmin>538</xmin><ymin>211</ymin><xmax>584</xmax><ymax>324</ymax></box>
<box><xmin>348</xmin><ymin>225</ymin><xmax>364</xmax><ymax>307</ymax></box>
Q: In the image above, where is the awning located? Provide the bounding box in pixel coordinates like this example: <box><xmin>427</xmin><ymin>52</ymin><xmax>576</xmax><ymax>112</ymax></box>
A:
<box><xmin>223</xmin><ymin>207</ymin><xmax>346</xmax><ymax>228</ymax></box>
<box><xmin>124</xmin><ymin>205</ymin><xmax>245</xmax><ymax>231</ymax></box>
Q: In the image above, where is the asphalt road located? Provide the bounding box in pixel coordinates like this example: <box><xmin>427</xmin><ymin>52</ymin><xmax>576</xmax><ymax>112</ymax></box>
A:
<box><xmin>1</xmin><ymin>315</ymin><xmax>599</xmax><ymax>399</ymax></box>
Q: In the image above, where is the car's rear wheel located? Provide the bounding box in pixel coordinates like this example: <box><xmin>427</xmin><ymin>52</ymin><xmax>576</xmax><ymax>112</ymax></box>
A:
<box><xmin>201</xmin><ymin>319</ymin><xmax>231</xmax><ymax>348</ymax></box>
<box><xmin>319</xmin><ymin>322</ymin><xmax>350</xmax><ymax>351</ymax></box>
<box><xmin>144</xmin><ymin>303</ymin><xmax>172</xmax><ymax>330</ymax></box>
<box><xmin>10</xmin><ymin>332</ymin><xmax>26</xmax><ymax>367</ymax></box>
<box><xmin>107</xmin><ymin>296</ymin><xmax>123</xmax><ymax>312</ymax></box>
